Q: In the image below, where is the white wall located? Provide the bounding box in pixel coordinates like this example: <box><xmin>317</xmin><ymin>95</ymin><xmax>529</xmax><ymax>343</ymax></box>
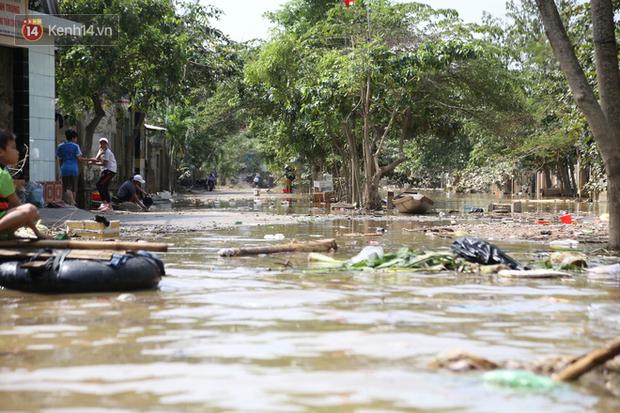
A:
<box><xmin>28</xmin><ymin>42</ymin><xmax>56</xmax><ymax>182</ymax></box>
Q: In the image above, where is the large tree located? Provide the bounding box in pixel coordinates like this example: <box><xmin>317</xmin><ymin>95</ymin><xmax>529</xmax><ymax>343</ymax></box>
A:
<box><xmin>535</xmin><ymin>0</ymin><xmax>620</xmax><ymax>248</ymax></box>
<box><xmin>247</xmin><ymin>0</ymin><xmax>521</xmax><ymax>209</ymax></box>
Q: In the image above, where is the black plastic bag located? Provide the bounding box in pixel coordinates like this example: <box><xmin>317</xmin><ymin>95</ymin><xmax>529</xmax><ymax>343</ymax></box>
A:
<box><xmin>143</xmin><ymin>196</ymin><xmax>154</xmax><ymax>208</ymax></box>
<box><xmin>451</xmin><ymin>237</ymin><xmax>522</xmax><ymax>270</ymax></box>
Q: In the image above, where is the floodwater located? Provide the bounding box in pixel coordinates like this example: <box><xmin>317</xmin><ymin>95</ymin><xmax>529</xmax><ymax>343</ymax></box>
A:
<box><xmin>2</xmin><ymin>206</ymin><xmax>620</xmax><ymax>412</ymax></box>
<box><xmin>191</xmin><ymin>189</ymin><xmax>609</xmax><ymax>217</ymax></box>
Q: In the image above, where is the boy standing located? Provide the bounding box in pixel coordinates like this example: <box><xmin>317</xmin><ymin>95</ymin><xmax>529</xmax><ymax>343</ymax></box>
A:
<box><xmin>0</xmin><ymin>130</ymin><xmax>44</xmax><ymax>238</ymax></box>
<box><xmin>56</xmin><ymin>129</ymin><xmax>85</xmax><ymax>206</ymax></box>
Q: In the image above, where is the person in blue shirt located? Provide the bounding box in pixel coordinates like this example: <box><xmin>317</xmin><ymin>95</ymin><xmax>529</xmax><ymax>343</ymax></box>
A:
<box><xmin>56</xmin><ymin>129</ymin><xmax>85</xmax><ymax>206</ymax></box>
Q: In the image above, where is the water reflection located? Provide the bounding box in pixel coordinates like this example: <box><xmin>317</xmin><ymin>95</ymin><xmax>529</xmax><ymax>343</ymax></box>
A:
<box><xmin>175</xmin><ymin>190</ymin><xmax>608</xmax><ymax>217</ymax></box>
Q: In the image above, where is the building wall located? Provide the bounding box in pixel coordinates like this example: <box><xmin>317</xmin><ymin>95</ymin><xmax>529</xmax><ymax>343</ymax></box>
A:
<box><xmin>28</xmin><ymin>42</ymin><xmax>56</xmax><ymax>182</ymax></box>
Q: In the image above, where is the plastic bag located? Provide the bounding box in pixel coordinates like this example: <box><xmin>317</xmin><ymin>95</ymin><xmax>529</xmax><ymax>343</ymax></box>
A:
<box><xmin>451</xmin><ymin>237</ymin><xmax>522</xmax><ymax>270</ymax></box>
<box><xmin>25</xmin><ymin>181</ymin><xmax>44</xmax><ymax>208</ymax></box>
<box><xmin>350</xmin><ymin>246</ymin><xmax>384</xmax><ymax>265</ymax></box>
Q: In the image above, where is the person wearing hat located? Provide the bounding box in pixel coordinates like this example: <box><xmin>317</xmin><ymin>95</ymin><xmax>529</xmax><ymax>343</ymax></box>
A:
<box><xmin>56</xmin><ymin>129</ymin><xmax>86</xmax><ymax>206</ymax></box>
<box><xmin>116</xmin><ymin>174</ymin><xmax>149</xmax><ymax>211</ymax></box>
<box><xmin>88</xmin><ymin>137</ymin><xmax>117</xmax><ymax>213</ymax></box>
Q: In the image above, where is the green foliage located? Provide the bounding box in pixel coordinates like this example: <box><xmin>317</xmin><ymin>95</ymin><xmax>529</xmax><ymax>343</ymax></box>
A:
<box><xmin>57</xmin><ymin>0</ymin><xmax>192</xmax><ymax>113</ymax></box>
<box><xmin>452</xmin><ymin>0</ymin><xmax>606</xmax><ymax>195</ymax></box>
<box><xmin>245</xmin><ymin>0</ymin><xmax>522</xmax><ymax>205</ymax></box>
<box><xmin>54</xmin><ymin>0</ymin><xmax>617</xmax><ymax>193</ymax></box>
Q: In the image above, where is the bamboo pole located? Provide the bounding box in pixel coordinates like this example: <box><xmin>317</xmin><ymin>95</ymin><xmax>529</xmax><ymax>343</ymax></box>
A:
<box><xmin>553</xmin><ymin>337</ymin><xmax>620</xmax><ymax>382</ymax></box>
<box><xmin>219</xmin><ymin>239</ymin><xmax>337</xmax><ymax>257</ymax></box>
<box><xmin>0</xmin><ymin>239</ymin><xmax>169</xmax><ymax>252</ymax></box>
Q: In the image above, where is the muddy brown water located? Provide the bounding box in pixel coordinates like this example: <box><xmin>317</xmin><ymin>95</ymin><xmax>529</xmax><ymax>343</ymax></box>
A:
<box><xmin>2</xmin><ymin>207</ymin><xmax>620</xmax><ymax>412</ymax></box>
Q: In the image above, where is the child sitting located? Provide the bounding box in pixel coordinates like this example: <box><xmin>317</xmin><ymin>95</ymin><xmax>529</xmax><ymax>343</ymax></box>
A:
<box><xmin>0</xmin><ymin>129</ymin><xmax>44</xmax><ymax>239</ymax></box>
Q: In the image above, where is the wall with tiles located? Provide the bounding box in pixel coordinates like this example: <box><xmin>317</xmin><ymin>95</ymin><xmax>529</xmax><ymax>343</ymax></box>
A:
<box><xmin>28</xmin><ymin>40</ymin><xmax>56</xmax><ymax>182</ymax></box>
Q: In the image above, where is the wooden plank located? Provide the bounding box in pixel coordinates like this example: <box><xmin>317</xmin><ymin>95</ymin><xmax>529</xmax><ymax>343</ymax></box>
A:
<box><xmin>0</xmin><ymin>240</ymin><xmax>168</xmax><ymax>252</ymax></box>
<box><xmin>219</xmin><ymin>239</ymin><xmax>337</xmax><ymax>257</ymax></box>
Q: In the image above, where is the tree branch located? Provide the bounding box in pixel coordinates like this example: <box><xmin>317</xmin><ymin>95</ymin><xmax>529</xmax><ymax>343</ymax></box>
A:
<box><xmin>85</xmin><ymin>94</ymin><xmax>106</xmax><ymax>150</ymax></box>
<box><xmin>380</xmin><ymin>155</ymin><xmax>406</xmax><ymax>176</ymax></box>
<box><xmin>374</xmin><ymin>108</ymin><xmax>398</xmax><ymax>158</ymax></box>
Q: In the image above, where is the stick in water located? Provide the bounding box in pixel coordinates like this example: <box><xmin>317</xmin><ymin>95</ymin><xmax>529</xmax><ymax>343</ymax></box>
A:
<box><xmin>553</xmin><ymin>337</ymin><xmax>620</xmax><ymax>382</ymax></box>
<box><xmin>219</xmin><ymin>239</ymin><xmax>337</xmax><ymax>257</ymax></box>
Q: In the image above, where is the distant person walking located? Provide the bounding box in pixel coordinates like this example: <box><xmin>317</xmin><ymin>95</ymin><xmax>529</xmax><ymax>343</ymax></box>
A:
<box><xmin>89</xmin><ymin>137</ymin><xmax>117</xmax><ymax>213</ymax></box>
<box><xmin>207</xmin><ymin>172</ymin><xmax>217</xmax><ymax>192</ymax></box>
<box><xmin>284</xmin><ymin>165</ymin><xmax>296</xmax><ymax>193</ymax></box>
<box><xmin>56</xmin><ymin>129</ymin><xmax>85</xmax><ymax>206</ymax></box>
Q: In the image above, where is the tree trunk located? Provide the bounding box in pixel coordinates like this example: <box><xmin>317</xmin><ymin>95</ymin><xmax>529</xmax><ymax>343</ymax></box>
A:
<box><xmin>542</xmin><ymin>165</ymin><xmax>553</xmax><ymax>189</ymax></box>
<box><xmin>566</xmin><ymin>155</ymin><xmax>577</xmax><ymax>196</ymax></box>
<box><xmin>536</xmin><ymin>0</ymin><xmax>620</xmax><ymax>248</ymax></box>
<box><xmin>77</xmin><ymin>95</ymin><xmax>106</xmax><ymax>208</ymax></box>
<box><xmin>84</xmin><ymin>94</ymin><xmax>106</xmax><ymax>156</ymax></box>
<box><xmin>361</xmin><ymin>75</ymin><xmax>378</xmax><ymax>209</ymax></box>
<box><xmin>343</xmin><ymin>122</ymin><xmax>361</xmax><ymax>205</ymax></box>
<box><xmin>558</xmin><ymin>159</ymin><xmax>575</xmax><ymax>196</ymax></box>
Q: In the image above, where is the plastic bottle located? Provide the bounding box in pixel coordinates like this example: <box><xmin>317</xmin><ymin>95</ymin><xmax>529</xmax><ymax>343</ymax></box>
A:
<box><xmin>482</xmin><ymin>369</ymin><xmax>559</xmax><ymax>391</ymax></box>
<box><xmin>549</xmin><ymin>239</ymin><xmax>579</xmax><ymax>250</ymax></box>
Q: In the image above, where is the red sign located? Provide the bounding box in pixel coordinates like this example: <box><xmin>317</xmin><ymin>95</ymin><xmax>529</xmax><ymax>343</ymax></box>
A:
<box><xmin>344</xmin><ymin>0</ymin><xmax>355</xmax><ymax>8</ymax></box>
<box><xmin>21</xmin><ymin>18</ymin><xmax>43</xmax><ymax>42</ymax></box>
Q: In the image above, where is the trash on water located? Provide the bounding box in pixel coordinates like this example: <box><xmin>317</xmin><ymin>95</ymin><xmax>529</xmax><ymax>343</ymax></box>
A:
<box><xmin>116</xmin><ymin>293</ymin><xmax>138</xmax><ymax>303</ymax></box>
<box><xmin>264</xmin><ymin>234</ymin><xmax>286</xmax><ymax>241</ymax></box>
<box><xmin>350</xmin><ymin>246</ymin><xmax>384</xmax><ymax>265</ymax></box>
<box><xmin>498</xmin><ymin>269</ymin><xmax>570</xmax><ymax>279</ymax></box>
<box><xmin>560</xmin><ymin>214</ymin><xmax>573</xmax><ymax>224</ymax></box>
<box><xmin>550</xmin><ymin>251</ymin><xmax>587</xmax><ymax>269</ymax></box>
<box><xmin>451</xmin><ymin>237</ymin><xmax>522</xmax><ymax>270</ymax></box>
<box><xmin>536</xmin><ymin>219</ymin><xmax>551</xmax><ymax>225</ymax></box>
<box><xmin>430</xmin><ymin>350</ymin><xmax>499</xmax><ymax>372</ymax></box>
<box><xmin>549</xmin><ymin>239</ymin><xmax>579</xmax><ymax>250</ymax></box>
<box><xmin>308</xmin><ymin>253</ymin><xmax>344</xmax><ymax>266</ymax></box>
<box><xmin>482</xmin><ymin>369</ymin><xmax>560</xmax><ymax>391</ymax></box>
<box><xmin>309</xmin><ymin>247</ymin><xmax>461</xmax><ymax>272</ymax></box>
